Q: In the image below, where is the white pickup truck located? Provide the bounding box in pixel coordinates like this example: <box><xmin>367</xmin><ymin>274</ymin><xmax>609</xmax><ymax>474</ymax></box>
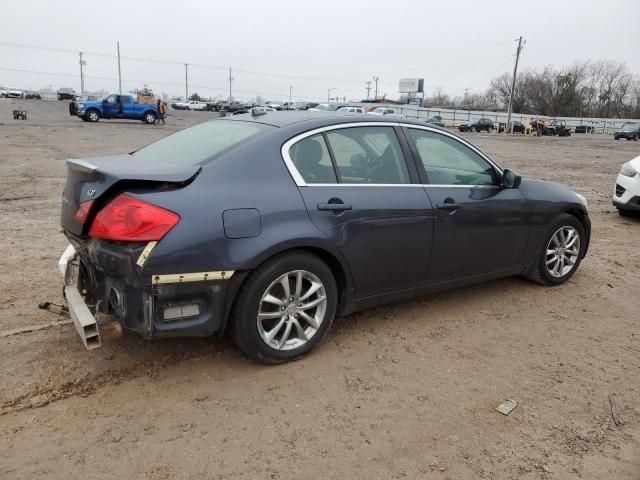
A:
<box><xmin>173</xmin><ymin>100</ymin><xmax>207</xmax><ymax>111</ymax></box>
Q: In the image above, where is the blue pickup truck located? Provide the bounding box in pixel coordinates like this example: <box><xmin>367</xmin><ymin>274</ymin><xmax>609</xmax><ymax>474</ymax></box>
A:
<box><xmin>75</xmin><ymin>94</ymin><xmax>158</xmax><ymax>124</ymax></box>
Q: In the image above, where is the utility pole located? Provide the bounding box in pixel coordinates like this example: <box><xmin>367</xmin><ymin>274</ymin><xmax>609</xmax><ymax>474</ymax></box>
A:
<box><xmin>464</xmin><ymin>88</ymin><xmax>469</xmax><ymax>107</ymax></box>
<box><xmin>327</xmin><ymin>87</ymin><xmax>337</xmax><ymax>102</ymax></box>
<box><xmin>116</xmin><ymin>42</ymin><xmax>122</xmax><ymax>95</ymax></box>
<box><xmin>184</xmin><ymin>63</ymin><xmax>189</xmax><ymax>100</ymax></box>
<box><xmin>506</xmin><ymin>36</ymin><xmax>524</xmax><ymax>133</ymax></box>
<box><xmin>366</xmin><ymin>81</ymin><xmax>371</xmax><ymax>100</ymax></box>
<box><xmin>289</xmin><ymin>85</ymin><xmax>292</xmax><ymax>106</ymax></box>
<box><xmin>372</xmin><ymin>76</ymin><xmax>379</xmax><ymax>99</ymax></box>
<box><xmin>229</xmin><ymin>67</ymin><xmax>233</xmax><ymax>103</ymax></box>
<box><xmin>79</xmin><ymin>52</ymin><xmax>85</xmax><ymax>94</ymax></box>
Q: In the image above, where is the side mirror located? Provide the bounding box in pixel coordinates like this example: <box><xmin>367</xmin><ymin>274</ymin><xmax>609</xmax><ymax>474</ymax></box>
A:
<box><xmin>502</xmin><ymin>169</ymin><xmax>522</xmax><ymax>189</ymax></box>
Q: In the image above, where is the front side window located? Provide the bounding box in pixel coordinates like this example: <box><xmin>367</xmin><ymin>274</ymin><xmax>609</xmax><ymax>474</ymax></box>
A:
<box><xmin>105</xmin><ymin>94</ymin><xmax>118</xmax><ymax>104</ymax></box>
<box><xmin>408</xmin><ymin>129</ymin><xmax>497</xmax><ymax>186</ymax></box>
<box><xmin>289</xmin><ymin>134</ymin><xmax>337</xmax><ymax>184</ymax></box>
<box><xmin>326</xmin><ymin>127</ymin><xmax>410</xmax><ymax>184</ymax></box>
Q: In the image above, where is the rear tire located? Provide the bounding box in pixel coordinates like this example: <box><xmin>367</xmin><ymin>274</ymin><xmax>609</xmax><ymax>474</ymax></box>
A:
<box><xmin>143</xmin><ymin>111</ymin><xmax>157</xmax><ymax>124</ymax></box>
<box><xmin>525</xmin><ymin>213</ymin><xmax>586</xmax><ymax>286</ymax></box>
<box><xmin>231</xmin><ymin>251</ymin><xmax>337</xmax><ymax>364</ymax></box>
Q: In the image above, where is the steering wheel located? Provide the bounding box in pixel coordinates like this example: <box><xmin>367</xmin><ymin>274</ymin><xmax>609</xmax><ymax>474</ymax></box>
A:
<box><xmin>363</xmin><ymin>155</ymin><xmax>382</xmax><ymax>181</ymax></box>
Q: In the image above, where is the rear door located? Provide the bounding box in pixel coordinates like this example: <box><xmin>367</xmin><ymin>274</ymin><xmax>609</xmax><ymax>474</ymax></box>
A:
<box><xmin>121</xmin><ymin>95</ymin><xmax>135</xmax><ymax>117</ymax></box>
<box><xmin>286</xmin><ymin>124</ymin><xmax>434</xmax><ymax>298</ymax></box>
<box><xmin>404</xmin><ymin>126</ymin><xmax>530</xmax><ymax>283</ymax></box>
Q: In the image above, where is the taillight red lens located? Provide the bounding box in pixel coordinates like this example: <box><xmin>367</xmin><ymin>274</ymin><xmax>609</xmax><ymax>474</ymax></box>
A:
<box><xmin>75</xmin><ymin>199</ymin><xmax>95</xmax><ymax>223</ymax></box>
<box><xmin>89</xmin><ymin>194</ymin><xmax>180</xmax><ymax>241</ymax></box>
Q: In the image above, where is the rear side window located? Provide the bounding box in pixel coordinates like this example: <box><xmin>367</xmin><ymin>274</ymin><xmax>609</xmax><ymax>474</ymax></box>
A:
<box><xmin>120</xmin><ymin>96</ymin><xmax>132</xmax><ymax>104</ymax></box>
<box><xmin>326</xmin><ymin>127</ymin><xmax>410</xmax><ymax>184</ymax></box>
<box><xmin>133</xmin><ymin>120</ymin><xmax>274</xmax><ymax>165</ymax></box>
<box><xmin>290</xmin><ymin>134</ymin><xmax>337</xmax><ymax>184</ymax></box>
<box><xmin>288</xmin><ymin>126</ymin><xmax>410</xmax><ymax>184</ymax></box>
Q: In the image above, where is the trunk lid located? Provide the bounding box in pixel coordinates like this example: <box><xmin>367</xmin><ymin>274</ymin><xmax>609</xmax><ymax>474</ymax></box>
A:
<box><xmin>61</xmin><ymin>154</ymin><xmax>200</xmax><ymax>235</ymax></box>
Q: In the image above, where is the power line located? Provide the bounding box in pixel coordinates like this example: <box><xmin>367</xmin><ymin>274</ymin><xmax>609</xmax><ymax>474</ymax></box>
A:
<box><xmin>0</xmin><ymin>66</ymin><xmax>320</xmax><ymax>99</ymax></box>
<box><xmin>465</xmin><ymin>56</ymin><xmax>515</xmax><ymax>91</ymax></box>
<box><xmin>0</xmin><ymin>40</ymin><xmax>518</xmax><ymax>88</ymax></box>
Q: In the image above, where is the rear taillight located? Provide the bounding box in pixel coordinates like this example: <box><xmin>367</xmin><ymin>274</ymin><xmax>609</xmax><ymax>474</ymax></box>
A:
<box><xmin>88</xmin><ymin>194</ymin><xmax>180</xmax><ymax>241</ymax></box>
<box><xmin>75</xmin><ymin>199</ymin><xmax>94</xmax><ymax>223</ymax></box>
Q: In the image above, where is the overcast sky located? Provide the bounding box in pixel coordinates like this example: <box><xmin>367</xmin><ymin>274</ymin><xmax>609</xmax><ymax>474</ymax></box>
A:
<box><xmin>1</xmin><ymin>0</ymin><xmax>639</xmax><ymax>102</ymax></box>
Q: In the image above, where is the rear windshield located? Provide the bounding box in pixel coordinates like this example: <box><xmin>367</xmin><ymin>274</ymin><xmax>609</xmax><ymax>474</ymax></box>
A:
<box><xmin>133</xmin><ymin>120</ymin><xmax>274</xmax><ymax>165</ymax></box>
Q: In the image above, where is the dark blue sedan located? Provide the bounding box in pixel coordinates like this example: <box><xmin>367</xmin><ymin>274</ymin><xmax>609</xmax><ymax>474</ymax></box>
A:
<box><xmin>59</xmin><ymin>111</ymin><xmax>590</xmax><ymax>363</ymax></box>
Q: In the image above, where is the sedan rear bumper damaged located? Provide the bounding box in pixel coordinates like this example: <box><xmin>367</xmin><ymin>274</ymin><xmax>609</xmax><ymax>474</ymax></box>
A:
<box><xmin>59</xmin><ymin>242</ymin><xmax>235</xmax><ymax>350</ymax></box>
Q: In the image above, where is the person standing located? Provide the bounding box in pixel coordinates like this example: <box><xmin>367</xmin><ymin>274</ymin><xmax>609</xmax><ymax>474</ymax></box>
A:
<box><xmin>156</xmin><ymin>99</ymin><xmax>166</xmax><ymax>125</ymax></box>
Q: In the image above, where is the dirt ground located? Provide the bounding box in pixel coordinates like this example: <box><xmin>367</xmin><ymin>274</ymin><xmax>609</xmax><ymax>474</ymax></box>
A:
<box><xmin>1</xmin><ymin>99</ymin><xmax>639</xmax><ymax>480</ymax></box>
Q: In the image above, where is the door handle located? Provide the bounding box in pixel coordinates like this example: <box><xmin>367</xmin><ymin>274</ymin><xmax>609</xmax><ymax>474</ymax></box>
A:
<box><xmin>317</xmin><ymin>203</ymin><xmax>352</xmax><ymax>211</ymax></box>
<box><xmin>436</xmin><ymin>197</ymin><xmax>461</xmax><ymax>211</ymax></box>
<box><xmin>436</xmin><ymin>202</ymin><xmax>461</xmax><ymax>210</ymax></box>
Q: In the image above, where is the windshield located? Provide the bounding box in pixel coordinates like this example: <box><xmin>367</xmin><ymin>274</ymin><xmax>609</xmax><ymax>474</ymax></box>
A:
<box><xmin>622</xmin><ymin>123</ymin><xmax>638</xmax><ymax>130</ymax></box>
<box><xmin>133</xmin><ymin>120</ymin><xmax>275</xmax><ymax>165</ymax></box>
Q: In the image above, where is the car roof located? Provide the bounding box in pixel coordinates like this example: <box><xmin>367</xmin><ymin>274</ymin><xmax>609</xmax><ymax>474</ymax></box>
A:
<box><xmin>221</xmin><ymin>110</ymin><xmax>425</xmax><ymax>129</ymax></box>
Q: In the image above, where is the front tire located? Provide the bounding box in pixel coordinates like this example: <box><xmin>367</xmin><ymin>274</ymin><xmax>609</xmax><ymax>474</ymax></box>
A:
<box><xmin>85</xmin><ymin>109</ymin><xmax>100</xmax><ymax>122</ymax></box>
<box><xmin>617</xmin><ymin>207</ymin><xmax>635</xmax><ymax>217</ymax></box>
<box><xmin>231</xmin><ymin>251</ymin><xmax>338</xmax><ymax>364</ymax></box>
<box><xmin>526</xmin><ymin>213</ymin><xmax>586</xmax><ymax>286</ymax></box>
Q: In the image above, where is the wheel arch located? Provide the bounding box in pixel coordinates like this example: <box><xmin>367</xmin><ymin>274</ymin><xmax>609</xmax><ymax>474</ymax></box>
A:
<box><xmin>219</xmin><ymin>244</ymin><xmax>352</xmax><ymax>336</ymax></box>
<box><xmin>85</xmin><ymin>107</ymin><xmax>101</xmax><ymax>120</ymax></box>
<box><xmin>562</xmin><ymin>207</ymin><xmax>591</xmax><ymax>256</ymax></box>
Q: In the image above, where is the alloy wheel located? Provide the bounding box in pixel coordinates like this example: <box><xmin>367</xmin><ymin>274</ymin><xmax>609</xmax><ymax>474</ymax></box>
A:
<box><xmin>257</xmin><ymin>270</ymin><xmax>327</xmax><ymax>351</ymax></box>
<box><xmin>545</xmin><ymin>226</ymin><xmax>580</xmax><ymax>278</ymax></box>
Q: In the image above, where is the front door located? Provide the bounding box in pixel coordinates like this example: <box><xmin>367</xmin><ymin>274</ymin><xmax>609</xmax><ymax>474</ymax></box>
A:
<box><xmin>288</xmin><ymin>125</ymin><xmax>434</xmax><ymax>298</ymax></box>
<box><xmin>404</xmin><ymin>127</ymin><xmax>530</xmax><ymax>283</ymax></box>
<box><xmin>102</xmin><ymin>94</ymin><xmax>119</xmax><ymax>118</ymax></box>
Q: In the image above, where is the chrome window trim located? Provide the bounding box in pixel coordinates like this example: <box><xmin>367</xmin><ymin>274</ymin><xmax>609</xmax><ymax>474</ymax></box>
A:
<box><xmin>280</xmin><ymin>122</ymin><xmax>503</xmax><ymax>188</ymax></box>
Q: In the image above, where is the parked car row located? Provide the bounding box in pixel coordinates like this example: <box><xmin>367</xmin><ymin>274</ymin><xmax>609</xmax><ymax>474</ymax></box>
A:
<box><xmin>0</xmin><ymin>87</ymin><xmax>42</xmax><ymax>99</ymax></box>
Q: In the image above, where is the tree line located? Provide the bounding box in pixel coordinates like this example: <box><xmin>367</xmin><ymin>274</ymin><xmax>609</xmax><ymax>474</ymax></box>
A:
<box><xmin>424</xmin><ymin>61</ymin><xmax>640</xmax><ymax>119</ymax></box>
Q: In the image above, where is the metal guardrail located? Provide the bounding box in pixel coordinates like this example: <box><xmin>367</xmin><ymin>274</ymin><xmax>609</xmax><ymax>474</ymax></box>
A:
<box><xmin>354</xmin><ymin>103</ymin><xmax>639</xmax><ymax>134</ymax></box>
